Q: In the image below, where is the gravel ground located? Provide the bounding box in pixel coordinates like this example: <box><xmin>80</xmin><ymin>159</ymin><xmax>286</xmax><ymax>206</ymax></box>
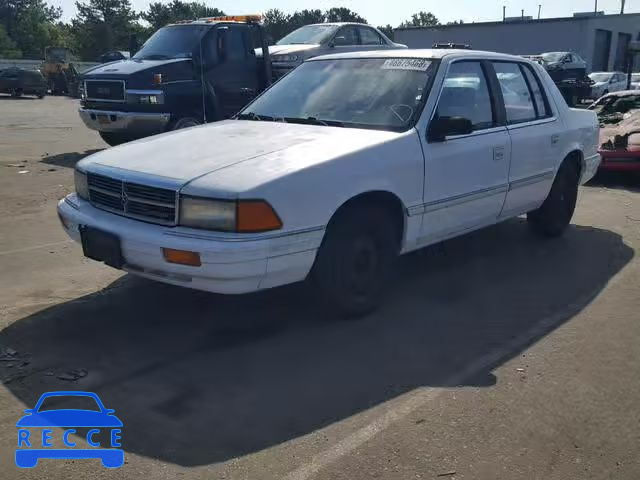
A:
<box><xmin>1</xmin><ymin>96</ymin><xmax>639</xmax><ymax>479</ymax></box>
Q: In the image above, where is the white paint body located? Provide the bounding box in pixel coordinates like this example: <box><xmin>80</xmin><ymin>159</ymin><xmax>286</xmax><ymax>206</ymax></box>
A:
<box><xmin>58</xmin><ymin>49</ymin><xmax>601</xmax><ymax>294</ymax></box>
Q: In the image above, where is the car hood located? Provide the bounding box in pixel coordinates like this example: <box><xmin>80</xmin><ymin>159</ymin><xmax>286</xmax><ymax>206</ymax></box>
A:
<box><xmin>16</xmin><ymin>410</ymin><xmax>123</xmax><ymax>427</ymax></box>
<box><xmin>79</xmin><ymin>121</ymin><xmax>402</xmax><ymax>193</ymax></box>
<box><xmin>82</xmin><ymin>58</ymin><xmax>190</xmax><ymax>77</ymax></box>
<box><xmin>269</xmin><ymin>44</ymin><xmax>319</xmax><ymax>55</ymax></box>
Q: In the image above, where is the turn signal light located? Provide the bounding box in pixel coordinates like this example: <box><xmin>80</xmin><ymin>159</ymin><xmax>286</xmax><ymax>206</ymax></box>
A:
<box><xmin>236</xmin><ymin>200</ymin><xmax>283</xmax><ymax>233</ymax></box>
<box><xmin>153</xmin><ymin>73</ymin><xmax>163</xmax><ymax>85</ymax></box>
<box><xmin>162</xmin><ymin>248</ymin><xmax>201</xmax><ymax>267</ymax></box>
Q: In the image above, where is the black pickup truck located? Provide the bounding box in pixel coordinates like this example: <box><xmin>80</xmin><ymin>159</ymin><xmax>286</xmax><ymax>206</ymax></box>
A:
<box><xmin>79</xmin><ymin>16</ymin><xmax>271</xmax><ymax>146</ymax></box>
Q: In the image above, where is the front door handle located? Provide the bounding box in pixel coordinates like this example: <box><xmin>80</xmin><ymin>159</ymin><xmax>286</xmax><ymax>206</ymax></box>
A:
<box><xmin>551</xmin><ymin>134</ymin><xmax>560</xmax><ymax>145</ymax></box>
<box><xmin>493</xmin><ymin>146</ymin><xmax>505</xmax><ymax>161</ymax></box>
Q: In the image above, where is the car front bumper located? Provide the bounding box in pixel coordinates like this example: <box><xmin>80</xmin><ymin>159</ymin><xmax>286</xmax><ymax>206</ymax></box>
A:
<box><xmin>57</xmin><ymin>194</ymin><xmax>323</xmax><ymax>294</ymax></box>
<box><xmin>78</xmin><ymin>108</ymin><xmax>171</xmax><ymax>135</ymax></box>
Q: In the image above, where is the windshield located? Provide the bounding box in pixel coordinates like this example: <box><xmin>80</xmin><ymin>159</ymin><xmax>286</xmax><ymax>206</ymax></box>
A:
<box><xmin>240</xmin><ymin>58</ymin><xmax>437</xmax><ymax>131</ymax></box>
<box><xmin>541</xmin><ymin>52</ymin><xmax>565</xmax><ymax>63</ymax></box>
<box><xmin>38</xmin><ymin>395</ymin><xmax>101</xmax><ymax>412</ymax></box>
<box><xmin>590</xmin><ymin>72</ymin><xmax>613</xmax><ymax>83</ymax></box>
<box><xmin>133</xmin><ymin>25</ymin><xmax>209</xmax><ymax>60</ymax></box>
<box><xmin>276</xmin><ymin>25</ymin><xmax>338</xmax><ymax>45</ymax></box>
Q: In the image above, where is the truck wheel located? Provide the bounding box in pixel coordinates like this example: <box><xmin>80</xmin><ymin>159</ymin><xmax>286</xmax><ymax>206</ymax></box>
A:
<box><xmin>527</xmin><ymin>160</ymin><xmax>580</xmax><ymax>237</ymax></box>
<box><xmin>312</xmin><ymin>204</ymin><xmax>399</xmax><ymax>318</ymax></box>
<box><xmin>11</xmin><ymin>89</ymin><xmax>22</xmax><ymax>98</ymax></box>
<box><xmin>99</xmin><ymin>131</ymin><xmax>133</xmax><ymax>147</ymax></box>
<box><xmin>171</xmin><ymin>117</ymin><xmax>201</xmax><ymax>130</ymax></box>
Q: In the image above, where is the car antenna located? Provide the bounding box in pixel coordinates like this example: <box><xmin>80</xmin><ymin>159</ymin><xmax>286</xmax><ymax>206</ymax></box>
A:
<box><xmin>200</xmin><ymin>35</ymin><xmax>207</xmax><ymax>123</ymax></box>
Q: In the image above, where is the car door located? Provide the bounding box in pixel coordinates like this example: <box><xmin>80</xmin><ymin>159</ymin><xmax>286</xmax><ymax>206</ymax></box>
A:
<box><xmin>208</xmin><ymin>24</ymin><xmax>259</xmax><ymax>118</ymax></box>
<box><xmin>419</xmin><ymin>60</ymin><xmax>511</xmax><ymax>243</ymax></box>
<box><xmin>494</xmin><ymin>61</ymin><xmax>560</xmax><ymax>217</ymax></box>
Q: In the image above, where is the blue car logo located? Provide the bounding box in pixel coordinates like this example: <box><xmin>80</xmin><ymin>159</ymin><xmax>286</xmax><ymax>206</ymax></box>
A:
<box><xmin>15</xmin><ymin>391</ymin><xmax>123</xmax><ymax>468</ymax></box>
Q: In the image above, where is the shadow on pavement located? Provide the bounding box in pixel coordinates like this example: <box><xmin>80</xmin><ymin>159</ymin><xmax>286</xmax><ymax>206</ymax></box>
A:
<box><xmin>587</xmin><ymin>170</ymin><xmax>640</xmax><ymax>193</ymax></box>
<box><xmin>41</xmin><ymin>149</ymin><xmax>103</xmax><ymax>168</ymax></box>
<box><xmin>0</xmin><ymin>219</ymin><xmax>633</xmax><ymax>466</ymax></box>
<box><xmin>0</xmin><ymin>95</ymin><xmax>38</xmax><ymax>100</ymax></box>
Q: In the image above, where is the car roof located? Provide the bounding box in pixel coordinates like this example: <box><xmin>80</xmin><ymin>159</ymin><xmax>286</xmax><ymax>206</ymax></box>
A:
<box><xmin>310</xmin><ymin>48</ymin><xmax>530</xmax><ymax>63</ymax></box>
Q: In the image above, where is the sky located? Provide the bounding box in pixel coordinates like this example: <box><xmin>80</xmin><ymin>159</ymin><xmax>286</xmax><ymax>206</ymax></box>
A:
<box><xmin>52</xmin><ymin>0</ymin><xmax>638</xmax><ymax>27</ymax></box>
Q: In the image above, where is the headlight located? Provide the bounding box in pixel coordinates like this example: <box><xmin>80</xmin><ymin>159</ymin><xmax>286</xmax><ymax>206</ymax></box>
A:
<box><xmin>74</xmin><ymin>169</ymin><xmax>89</xmax><ymax>200</ymax></box>
<box><xmin>273</xmin><ymin>54</ymin><xmax>300</xmax><ymax>63</ymax></box>
<box><xmin>179</xmin><ymin>196</ymin><xmax>282</xmax><ymax>232</ymax></box>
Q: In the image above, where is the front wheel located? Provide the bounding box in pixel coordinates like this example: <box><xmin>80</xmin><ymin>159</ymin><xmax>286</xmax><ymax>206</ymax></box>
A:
<box><xmin>527</xmin><ymin>160</ymin><xmax>580</xmax><ymax>237</ymax></box>
<box><xmin>99</xmin><ymin>131</ymin><xmax>134</xmax><ymax>147</ymax></box>
<box><xmin>311</xmin><ymin>204</ymin><xmax>399</xmax><ymax>318</ymax></box>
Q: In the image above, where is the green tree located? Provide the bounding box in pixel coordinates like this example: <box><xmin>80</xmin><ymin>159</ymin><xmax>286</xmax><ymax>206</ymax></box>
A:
<box><xmin>0</xmin><ymin>0</ymin><xmax>62</xmax><ymax>57</ymax></box>
<box><xmin>288</xmin><ymin>9</ymin><xmax>325</xmax><ymax>30</ymax></box>
<box><xmin>324</xmin><ymin>7</ymin><xmax>366</xmax><ymax>23</ymax></box>
<box><xmin>0</xmin><ymin>24</ymin><xmax>22</xmax><ymax>57</ymax></box>
<box><xmin>399</xmin><ymin>11</ymin><xmax>440</xmax><ymax>28</ymax></box>
<box><xmin>71</xmin><ymin>0</ymin><xmax>138</xmax><ymax>60</ymax></box>
<box><xmin>262</xmin><ymin>8</ymin><xmax>291</xmax><ymax>43</ymax></box>
<box><xmin>377</xmin><ymin>24</ymin><xmax>394</xmax><ymax>41</ymax></box>
<box><xmin>141</xmin><ymin>1</ymin><xmax>224</xmax><ymax>31</ymax></box>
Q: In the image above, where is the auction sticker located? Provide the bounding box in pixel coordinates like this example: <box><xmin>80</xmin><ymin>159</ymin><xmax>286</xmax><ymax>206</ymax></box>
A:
<box><xmin>381</xmin><ymin>58</ymin><xmax>431</xmax><ymax>71</ymax></box>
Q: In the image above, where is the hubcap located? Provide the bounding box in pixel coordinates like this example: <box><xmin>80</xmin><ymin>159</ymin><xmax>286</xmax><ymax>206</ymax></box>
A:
<box><xmin>348</xmin><ymin>236</ymin><xmax>378</xmax><ymax>295</ymax></box>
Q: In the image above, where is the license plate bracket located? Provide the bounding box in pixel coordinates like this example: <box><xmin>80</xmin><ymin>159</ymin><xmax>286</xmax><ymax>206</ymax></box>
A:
<box><xmin>80</xmin><ymin>226</ymin><xmax>123</xmax><ymax>269</ymax></box>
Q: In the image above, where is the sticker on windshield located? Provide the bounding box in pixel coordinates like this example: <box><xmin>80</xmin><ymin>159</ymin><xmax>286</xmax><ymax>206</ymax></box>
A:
<box><xmin>381</xmin><ymin>59</ymin><xmax>431</xmax><ymax>71</ymax></box>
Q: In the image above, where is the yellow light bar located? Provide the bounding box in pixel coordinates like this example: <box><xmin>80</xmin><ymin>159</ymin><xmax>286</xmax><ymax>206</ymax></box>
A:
<box><xmin>199</xmin><ymin>14</ymin><xmax>262</xmax><ymax>23</ymax></box>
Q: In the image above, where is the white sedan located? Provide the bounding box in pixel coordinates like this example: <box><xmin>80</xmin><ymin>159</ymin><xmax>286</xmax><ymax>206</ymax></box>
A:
<box><xmin>58</xmin><ymin>49</ymin><xmax>600</xmax><ymax>316</ymax></box>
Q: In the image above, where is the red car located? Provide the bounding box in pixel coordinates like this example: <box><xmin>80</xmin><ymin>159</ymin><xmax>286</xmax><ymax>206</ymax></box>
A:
<box><xmin>590</xmin><ymin>91</ymin><xmax>640</xmax><ymax>171</ymax></box>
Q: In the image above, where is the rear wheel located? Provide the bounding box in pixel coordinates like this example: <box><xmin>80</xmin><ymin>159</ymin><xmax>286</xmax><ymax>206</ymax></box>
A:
<box><xmin>99</xmin><ymin>131</ymin><xmax>134</xmax><ymax>147</ymax></box>
<box><xmin>10</xmin><ymin>89</ymin><xmax>22</xmax><ymax>97</ymax></box>
<box><xmin>527</xmin><ymin>159</ymin><xmax>580</xmax><ymax>237</ymax></box>
<box><xmin>312</xmin><ymin>204</ymin><xmax>400</xmax><ymax>318</ymax></box>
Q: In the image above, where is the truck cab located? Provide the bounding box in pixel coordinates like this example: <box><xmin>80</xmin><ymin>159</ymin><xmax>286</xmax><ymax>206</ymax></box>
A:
<box><xmin>79</xmin><ymin>15</ymin><xmax>271</xmax><ymax>146</ymax></box>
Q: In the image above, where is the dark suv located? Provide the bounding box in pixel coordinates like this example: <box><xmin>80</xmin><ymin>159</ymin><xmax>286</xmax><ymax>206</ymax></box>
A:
<box><xmin>79</xmin><ymin>16</ymin><xmax>271</xmax><ymax>146</ymax></box>
<box><xmin>0</xmin><ymin>68</ymin><xmax>47</xmax><ymax>98</ymax></box>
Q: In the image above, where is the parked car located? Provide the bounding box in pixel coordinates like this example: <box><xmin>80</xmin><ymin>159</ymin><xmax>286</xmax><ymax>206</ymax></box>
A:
<box><xmin>539</xmin><ymin>51</ymin><xmax>587</xmax><ymax>80</ymax></box>
<box><xmin>589</xmin><ymin>90</ymin><xmax>640</xmax><ymax>171</ymax></box>
<box><xmin>588</xmin><ymin>71</ymin><xmax>628</xmax><ymax>99</ymax></box>
<box><xmin>58</xmin><ymin>50</ymin><xmax>600</xmax><ymax>317</ymax></box>
<box><xmin>0</xmin><ymin>67</ymin><xmax>47</xmax><ymax>98</ymax></box>
<box><xmin>266</xmin><ymin>22</ymin><xmax>406</xmax><ymax>79</ymax></box>
<box><xmin>78</xmin><ymin>15</ymin><xmax>272</xmax><ymax>146</ymax></box>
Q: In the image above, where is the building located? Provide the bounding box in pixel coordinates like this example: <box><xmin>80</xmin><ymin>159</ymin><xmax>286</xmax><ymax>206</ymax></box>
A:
<box><xmin>395</xmin><ymin>13</ymin><xmax>640</xmax><ymax>72</ymax></box>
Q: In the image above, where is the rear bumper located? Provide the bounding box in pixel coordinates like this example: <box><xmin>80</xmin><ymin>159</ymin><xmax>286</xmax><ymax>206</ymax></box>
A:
<box><xmin>581</xmin><ymin>153</ymin><xmax>601</xmax><ymax>184</ymax></box>
<box><xmin>598</xmin><ymin>150</ymin><xmax>640</xmax><ymax>171</ymax></box>
<box><xmin>57</xmin><ymin>194</ymin><xmax>323</xmax><ymax>294</ymax></box>
<box><xmin>79</xmin><ymin>108</ymin><xmax>170</xmax><ymax>134</ymax></box>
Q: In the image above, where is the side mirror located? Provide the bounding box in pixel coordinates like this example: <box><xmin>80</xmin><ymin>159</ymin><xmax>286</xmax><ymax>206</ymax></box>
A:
<box><xmin>428</xmin><ymin>116</ymin><xmax>473</xmax><ymax>142</ymax></box>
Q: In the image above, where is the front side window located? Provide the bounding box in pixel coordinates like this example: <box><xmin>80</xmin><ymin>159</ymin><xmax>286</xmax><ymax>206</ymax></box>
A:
<box><xmin>493</xmin><ymin>62</ymin><xmax>537</xmax><ymax>124</ymax></box>
<box><xmin>359</xmin><ymin>27</ymin><xmax>383</xmax><ymax>45</ymax></box>
<box><xmin>334</xmin><ymin>26</ymin><xmax>359</xmax><ymax>46</ymax></box>
<box><xmin>436</xmin><ymin>61</ymin><xmax>495</xmax><ymax>131</ymax></box>
<box><xmin>222</xmin><ymin>27</ymin><xmax>248</xmax><ymax>62</ymax></box>
<box><xmin>240</xmin><ymin>57</ymin><xmax>438</xmax><ymax>131</ymax></box>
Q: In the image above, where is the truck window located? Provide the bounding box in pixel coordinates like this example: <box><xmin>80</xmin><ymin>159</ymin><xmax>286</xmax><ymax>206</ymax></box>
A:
<box><xmin>222</xmin><ymin>27</ymin><xmax>248</xmax><ymax>62</ymax></box>
<box><xmin>493</xmin><ymin>62</ymin><xmax>537</xmax><ymax>124</ymax></box>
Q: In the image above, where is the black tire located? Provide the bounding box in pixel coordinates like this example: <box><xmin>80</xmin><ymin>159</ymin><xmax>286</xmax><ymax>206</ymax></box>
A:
<box><xmin>99</xmin><ymin>131</ymin><xmax>133</xmax><ymax>147</ymax></box>
<box><xmin>312</xmin><ymin>204</ymin><xmax>400</xmax><ymax>318</ymax></box>
<box><xmin>10</xmin><ymin>89</ymin><xmax>22</xmax><ymax>98</ymax></box>
<box><xmin>527</xmin><ymin>159</ymin><xmax>580</xmax><ymax>237</ymax></box>
<box><xmin>37</xmin><ymin>91</ymin><xmax>45</xmax><ymax>99</ymax></box>
<box><xmin>170</xmin><ymin>116</ymin><xmax>201</xmax><ymax>130</ymax></box>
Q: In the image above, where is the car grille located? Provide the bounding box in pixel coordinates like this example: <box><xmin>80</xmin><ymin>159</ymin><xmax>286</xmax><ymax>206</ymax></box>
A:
<box><xmin>85</xmin><ymin>80</ymin><xmax>125</xmax><ymax>102</ymax></box>
<box><xmin>87</xmin><ymin>173</ymin><xmax>177</xmax><ymax>225</ymax></box>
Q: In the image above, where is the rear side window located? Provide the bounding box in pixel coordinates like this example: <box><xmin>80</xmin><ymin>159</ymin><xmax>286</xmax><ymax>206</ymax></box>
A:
<box><xmin>521</xmin><ymin>65</ymin><xmax>551</xmax><ymax>118</ymax></box>
<box><xmin>358</xmin><ymin>27</ymin><xmax>383</xmax><ymax>45</ymax></box>
<box><xmin>436</xmin><ymin>61</ymin><xmax>495</xmax><ymax>131</ymax></box>
<box><xmin>493</xmin><ymin>62</ymin><xmax>537</xmax><ymax>124</ymax></box>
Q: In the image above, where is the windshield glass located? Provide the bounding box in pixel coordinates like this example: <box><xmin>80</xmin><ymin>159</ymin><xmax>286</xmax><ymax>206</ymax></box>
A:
<box><xmin>590</xmin><ymin>72</ymin><xmax>613</xmax><ymax>83</ymax></box>
<box><xmin>240</xmin><ymin>58</ymin><xmax>437</xmax><ymax>131</ymax></box>
<box><xmin>541</xmin><ymin>52</ymin><xmax>565</xmax><ymax>62</ymax></box>
<box><xmin>133</xmin><ymin>25</ymin><xmax>209</xmax><ymax>60</ymax></box>
<box><xmin>38</xmin><ymin>395</ymin><xmax>101</xmax><ymax>412</ymax></box>
<box><xmin>276</xmin><ymin>25</ymin><xmax>338</xmax><ymax>45</ymax></box>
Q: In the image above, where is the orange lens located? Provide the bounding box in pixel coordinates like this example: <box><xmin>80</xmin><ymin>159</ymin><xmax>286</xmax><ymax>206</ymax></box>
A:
<box><xmin>153</xmin><ymin>73</ymin><xmax>162</xmax><ymax>84</ymax></box>
<box><xmin>236</xmin><ymin>201</ymin><xmax>282</xmax><ymax>233</ymax></box>
<box><xmin>162</xmin><ymin>248</ymin><xmax>201</xmax><ymax>266</ymax></box>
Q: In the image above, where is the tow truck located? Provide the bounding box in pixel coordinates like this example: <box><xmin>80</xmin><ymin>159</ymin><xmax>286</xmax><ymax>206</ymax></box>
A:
<box><xmin>78</xmin><ymin>15</ymin><xmax>272</xmax><ymax>146</ymax></box>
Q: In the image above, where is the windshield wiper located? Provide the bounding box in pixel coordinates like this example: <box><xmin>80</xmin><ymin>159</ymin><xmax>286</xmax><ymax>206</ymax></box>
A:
<box><xmin>283</xmin><ymin>117</ymin><xmax>344</xmax><ymax>127</ymax></box>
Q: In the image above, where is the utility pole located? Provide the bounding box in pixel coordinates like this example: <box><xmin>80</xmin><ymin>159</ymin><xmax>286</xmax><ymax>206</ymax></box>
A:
<box><xmin>538</xmin><ymin>5</ymin><xmax>542</xmax><ymax>19</ymax></box>
<box><xmin>621</xmin><ymin>0</ymin><xmax>626</xmax><ymax>14</ymax></box>
<box><xmin>594</xmin><ymin>0</ymin><xmax>598</xmax><ymax>14</ymax></box>
<box><xmin>521</xmin><ymin>9</ymin><xmax>524</xmax><ymax>20</ymax></box>
<box><xmin>503</xmin><ymin>5</ymin><xmax>506</xmax><ymax>21</ymax></box>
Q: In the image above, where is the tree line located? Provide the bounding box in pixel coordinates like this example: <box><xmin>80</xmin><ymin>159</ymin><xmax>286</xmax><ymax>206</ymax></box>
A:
<box><xmin>0</xmin><ymin>0</ymin><xmax>445</xmax><ymax>61</ymax></box>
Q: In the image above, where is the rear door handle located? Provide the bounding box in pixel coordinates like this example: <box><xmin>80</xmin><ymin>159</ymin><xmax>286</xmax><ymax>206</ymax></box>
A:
<box><xmin>551</xmin><ymin>134</ymin><xmax>560</xmax><ymax>145</ymax></box>
<box><xmin>493</xmin><ymin>146</ymin><xmax>505</xmax><ymax>161</ymax></box>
